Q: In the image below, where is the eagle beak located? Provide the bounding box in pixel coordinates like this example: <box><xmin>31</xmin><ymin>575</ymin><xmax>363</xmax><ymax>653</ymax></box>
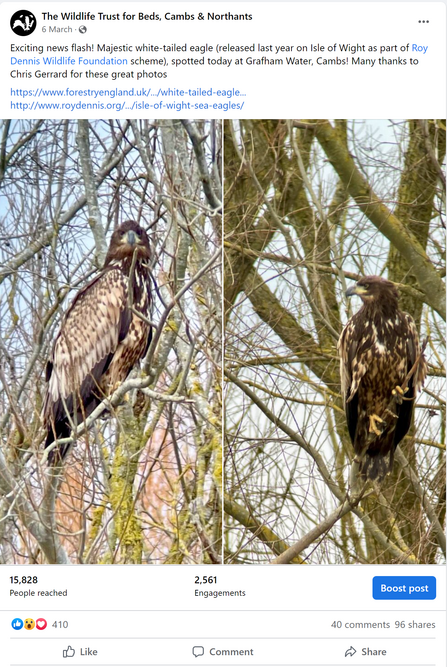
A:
<box><xmin>126</xmin><ymin>230</ymin><xmax>137</xmax><ymax>246</ymax></box>
<box><xmin>346</xmin><ymin>283</ymin><xmax>367</xmax><ymax>297</ymax></box>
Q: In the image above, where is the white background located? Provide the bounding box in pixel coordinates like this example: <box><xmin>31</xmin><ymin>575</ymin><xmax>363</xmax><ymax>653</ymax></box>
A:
<box><xmin>2</xmin><ymin>565</ymin><xmax>446</xmax><ymax>664</ymax></box>
<box><xmin>0</xmin><ymin>2</ymin><xmax>445</xmax><ymax>666</ymax></box>
<box><xmin>1</xmin><ymin>2</ymin><xmax>446</xmax><ymax>118</ymax></box>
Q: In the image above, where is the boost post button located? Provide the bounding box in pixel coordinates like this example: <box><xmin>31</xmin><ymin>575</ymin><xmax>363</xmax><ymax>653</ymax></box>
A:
<box><xmin>372</xmin><ymin>576</ymin><xmax>436</xmax><ymax>600</ymax></box>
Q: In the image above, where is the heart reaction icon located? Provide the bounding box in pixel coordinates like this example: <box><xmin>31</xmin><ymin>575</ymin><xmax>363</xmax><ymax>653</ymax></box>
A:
<box><xmin>36</xmin><ymin>618</ymin><xmax>47</xmax><ymax>630</ymax></box>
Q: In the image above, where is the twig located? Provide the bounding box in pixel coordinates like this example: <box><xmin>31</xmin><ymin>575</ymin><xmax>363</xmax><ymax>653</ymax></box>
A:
<box><xmin>180</xmin><ymin>119</ymin><xmax>222</xmax><ymax>213</ymax></box>
<box><xmin>394</xmin><ymin>447</ymin><xmax>446</xmax><ymax>557</ymax></box>
<box><xmin>224</xmin><ymin>495</ymin><xmax>305</xmax><ymax>564</ymax></box>
<box><xmin>127</xmin><ymin>248</ymin><xmax>138</xmax><ymax>310</ymax></box>
<box><xmin>271</xmin><ymin>487</ymin><xmax>370</xmax><ymax>564</ymax></box>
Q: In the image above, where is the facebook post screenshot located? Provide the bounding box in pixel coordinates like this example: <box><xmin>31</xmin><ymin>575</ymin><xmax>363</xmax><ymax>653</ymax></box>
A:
<box><xmin>0</xmin><ymin>1</ymin><xmax>445</xmax><ymax>666</ymax></box>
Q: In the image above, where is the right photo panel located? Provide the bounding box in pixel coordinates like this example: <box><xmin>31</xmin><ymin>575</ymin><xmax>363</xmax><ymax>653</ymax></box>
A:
<box><xmin>224</xmin><ymin>119</ymin><xmax>446</xmax><ymax>565</ymax></box>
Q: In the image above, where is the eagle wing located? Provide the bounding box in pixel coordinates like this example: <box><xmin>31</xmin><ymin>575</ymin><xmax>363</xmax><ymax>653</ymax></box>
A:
<box><xmin>337</xmin><ymin>316</ymin><xmax>367</xmax><ymax>443</ymax></box>
<box><xmin>394</xmin><ymin>312</ymin><xmax>427</xmax><ymax>444</ymax></box>
<box><xmin>43</xmin><ymin>268</ymin><xmax>131</xmax><ymax>427</ymax></box>
<box><xmin>338</xmin><ymin>310</ymin><xmax>427</xmax><ymax>456</ymax></box>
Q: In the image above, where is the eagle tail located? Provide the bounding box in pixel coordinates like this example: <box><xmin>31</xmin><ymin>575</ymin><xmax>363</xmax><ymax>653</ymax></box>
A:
<box><xmin>358</xmin><ymin>449</ymin><xmax>394</xmax><ymax>482</ymax></box>
<box><xmin>44</xmin><ymin>421</ymin><xmax>72</xmax><ymax>465</ymax></box>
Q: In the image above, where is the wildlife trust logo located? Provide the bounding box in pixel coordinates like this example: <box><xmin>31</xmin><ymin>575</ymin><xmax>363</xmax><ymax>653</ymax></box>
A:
<box><xmin>10</xmin><ymin>9</ymin><xmax>37</xmax><ymax>36</ymax></box>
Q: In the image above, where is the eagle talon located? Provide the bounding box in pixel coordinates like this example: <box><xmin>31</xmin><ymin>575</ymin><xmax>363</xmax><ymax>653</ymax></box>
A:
<box><xmin>111</xmin><ymin>381</ymin><xmax>129</xmax><ymax>402</ymax></box>
<box><xmin>384</xmin><ymin>409</ymin><xmax>398</xmax><ymax>420</ymax></box>
<box><xmin>369</xmin><ymin>413</ymin><xmax>385</xmax><ymax>436</ymax></box>
<box><xmin>392</xmin><ymin>385</ymin><xmax>408</xmax><ymax>404</ymax></box>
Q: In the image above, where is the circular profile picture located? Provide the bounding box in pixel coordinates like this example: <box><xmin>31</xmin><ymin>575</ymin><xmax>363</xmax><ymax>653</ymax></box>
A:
<box><xmin>10</xmin><ymin>10</ymin><xmax>37</xmax><ymax>36</ymax></box>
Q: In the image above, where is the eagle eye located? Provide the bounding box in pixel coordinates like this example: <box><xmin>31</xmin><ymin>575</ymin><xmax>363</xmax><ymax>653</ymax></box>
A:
<box><xmin>362</xmin><ymin>282</ymin><xmax>369</xmax><ymax>289</ymax></box>
<box><xmin>136</xmin><ymin>229</ymin><xmax>142</xmax><ymax>237</ymax></box>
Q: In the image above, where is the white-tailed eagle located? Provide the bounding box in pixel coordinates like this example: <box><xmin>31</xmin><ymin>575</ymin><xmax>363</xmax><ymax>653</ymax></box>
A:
<box><xmin>43</xmin><ymin>220</ymin><xmax>152</xmax><ymax>462</ymax></box>
<box><xmin>338</xmin><ymin>276</ymin><xmax>426</xmax><ymax>481</ymax></box>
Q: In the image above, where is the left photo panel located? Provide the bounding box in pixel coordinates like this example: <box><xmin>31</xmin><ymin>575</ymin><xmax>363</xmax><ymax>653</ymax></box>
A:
<box><xmin>0</xmin><ymin>119</ymin><xmax>222</xmax><ymax>564</ymax></box>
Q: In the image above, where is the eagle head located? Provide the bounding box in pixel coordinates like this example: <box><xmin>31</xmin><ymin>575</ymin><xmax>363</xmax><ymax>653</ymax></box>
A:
<box><xmin>104</xmin><ymin>220</ymin><xmax>151</xmax><ymax>266</ymax></box>
<box><xmin>345</xmin><ymin>275</ymin><xmax>399</xmax><ymax>304</ymax></box>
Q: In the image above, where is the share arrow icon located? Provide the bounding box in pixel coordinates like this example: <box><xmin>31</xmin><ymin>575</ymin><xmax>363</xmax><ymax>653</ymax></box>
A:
<box><xmin>345</xmin><ymin>646</ymin><xmax>357</xmax><ymax>657</ymax></box>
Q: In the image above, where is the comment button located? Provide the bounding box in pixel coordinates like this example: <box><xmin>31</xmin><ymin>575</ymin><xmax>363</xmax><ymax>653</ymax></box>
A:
<box><xmin>372</xmin><ymin>576</ymin><xmax>436</xmax><ymax>600</ymax></box>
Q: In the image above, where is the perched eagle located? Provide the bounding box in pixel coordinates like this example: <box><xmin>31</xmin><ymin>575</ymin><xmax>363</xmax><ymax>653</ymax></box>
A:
<box><xmin>43</xmin><ymin>220</ymin><xmax>152</xmax><ymax>463</ymax></box>
<box><xmin>338</xmin><ymin>276</ymin><xmax>426</xmax><ymax>482</ymax></box>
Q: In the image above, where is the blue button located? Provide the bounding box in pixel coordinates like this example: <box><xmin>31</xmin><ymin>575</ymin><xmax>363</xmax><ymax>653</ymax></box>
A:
<box><xmin>373</xmin><ymin>576</ymin><xmax>436</xmax><ymax>600</ymax></box>
<box><xmin>11</xmin><ymin>618</ymin><xmax>23</xmax><ymax>630</ymax></box>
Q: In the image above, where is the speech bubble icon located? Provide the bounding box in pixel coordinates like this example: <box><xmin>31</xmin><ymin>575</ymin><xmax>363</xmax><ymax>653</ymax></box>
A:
<box><xmin>192</xmin><ymin>646</ymin><xmax>204</xmax><ymax>657</ymax></box>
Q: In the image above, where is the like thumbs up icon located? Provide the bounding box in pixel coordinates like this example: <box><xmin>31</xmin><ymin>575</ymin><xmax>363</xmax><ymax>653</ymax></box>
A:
<box><xmin>63</xmin><ymin>646</ymin><xmax>75</xmax><ymax>658</ymax></box>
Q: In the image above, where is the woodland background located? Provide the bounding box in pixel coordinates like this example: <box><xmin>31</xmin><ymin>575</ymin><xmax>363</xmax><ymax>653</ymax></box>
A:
<box><xmin>0</xmin><ymin>118</ymin><xmax>222</xmax><ymax>564</ymax></box>
<box><xmin>224</xmin><ymin>119</ymin><xmax>446</xmax><ymax>565</ymax></box>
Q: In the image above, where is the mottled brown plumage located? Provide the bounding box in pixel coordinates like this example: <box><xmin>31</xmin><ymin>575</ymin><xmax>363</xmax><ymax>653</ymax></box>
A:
<box><xmin>338</xmin><ymin>276</ymin><xmax>426</xmax><ymax>481</ymax></box>
<box><xmin>43</xmin><ymin>221</ymin><xmax>152</xmax><ymax>463</ymax></box>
